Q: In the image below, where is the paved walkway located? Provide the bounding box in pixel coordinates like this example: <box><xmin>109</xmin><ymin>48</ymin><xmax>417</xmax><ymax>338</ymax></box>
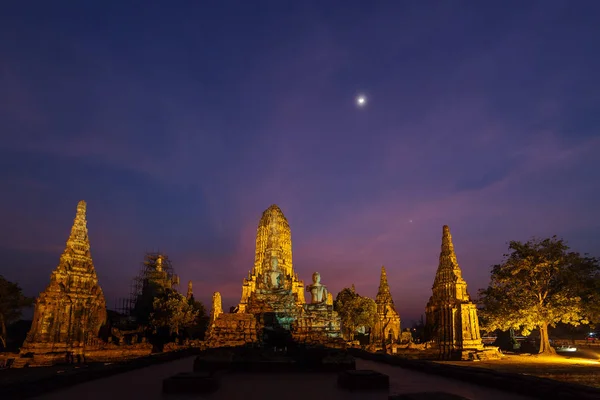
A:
<box><xmin>359</xmin><ymin>359</ymin><xmax>531</xmax><ymax>399</ymax></box>
<box><xmin>35</xmin><ymin>357</ymin><xmax>533</xmax><ymax>400</ymax></box>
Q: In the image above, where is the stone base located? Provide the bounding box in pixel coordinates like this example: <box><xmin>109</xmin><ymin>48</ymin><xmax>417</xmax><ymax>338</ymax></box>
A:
<box><xmin>12</xmin><ymin>353</ymin><xmax>64</xmax><ymax>368</ymax></box>
<box><xmin>205</xmin><ymin>314</ymin><xmax>258</xmax><ymax>348</ymax></box>
<box><xmin>459</xmin><ymin>346</ymin><xmax>502</xmax><ymax>361</ymax></box>
<box><xmin>437</xmin><ymin>342</ymin><xmax>502</xmax><ymax>361</ymax></box>
<box><xmin>292</xmin><ymin>304</ymin><xmax>343</xmax><ymax>347</ymax></box>
<box><xmin>338</xmin><ymin>369</ymin><xmax>389</xmax><ymax>391</ymax></box>
<box><xmin>12</xmin><ymin>342</ymin><xmax>153</xmax><ymax>367</ymax></box>
<box><xmin>206</xmin><ymin>304</ymin><xmax>344</xmax><ymax>349</ymax></box>
<box><xmin>162</xmin><ymin>372</ymin><xmax>219</xmax><ymax>394</ymax></box>
<box><xmin>84</xmin><ymin>345</ymin><xmax>153</xmax><ymax>363</ymax></box>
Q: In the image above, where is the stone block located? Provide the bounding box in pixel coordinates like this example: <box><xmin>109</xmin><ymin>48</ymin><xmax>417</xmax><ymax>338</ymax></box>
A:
<box><xmin>338</xmin><ymin>369</ymin><xmax>389</xmax><ymax>391</ymax></box>
<box><xmin>162</xmin><ymin>372</ymin><xmax>219</xmax><ymax>394</ymax></box>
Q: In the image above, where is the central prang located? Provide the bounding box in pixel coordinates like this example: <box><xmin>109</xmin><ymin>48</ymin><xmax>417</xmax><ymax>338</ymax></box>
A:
<box><xmin>205</xmin><ymin>204</ymin><xmax>342</xmax><ymax>348</ymax></box>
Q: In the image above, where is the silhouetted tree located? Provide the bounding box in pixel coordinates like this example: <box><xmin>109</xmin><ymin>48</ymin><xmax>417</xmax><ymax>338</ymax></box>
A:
<box><xmin>185</xmin><ymin>299</ymin><xmax>209</xmax><ymax>339</ymax></box>
<box><xmin>0</xmin><ymin>276</ymin><xmax>33</xmax><ymax>350</ymax></box>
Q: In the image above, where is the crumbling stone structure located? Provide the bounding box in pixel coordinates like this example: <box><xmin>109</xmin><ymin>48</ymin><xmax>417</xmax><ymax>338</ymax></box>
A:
<box><xmin>426</xmin><ymin>225</ymin><xmax>500</xmax><ymax>360</ymax></box>
<box><xmin>205</xmin><ymin>204</ymin><xmax>342</xmax><ymax>348</ymax></box>
<box><xmin>14</xmin><ymin>201</ymin><xmax>153</xmax><ymax>367</ymax></box>
<box><xmin>17</xmin><ymin>201</ymin><xmax>108</xmax><ymax>365</ymax></box>
<box><xmin>372</xmin><ymin>266</ymin><xmax>401</xmax><ymax>344</ymax></box>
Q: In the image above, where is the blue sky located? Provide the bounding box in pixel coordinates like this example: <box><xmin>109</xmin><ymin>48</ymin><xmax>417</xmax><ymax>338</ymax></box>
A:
<box><xmin>1</xmin><ymin>1</ymin><xmax>599</xmax><ymax>323</ymax></box>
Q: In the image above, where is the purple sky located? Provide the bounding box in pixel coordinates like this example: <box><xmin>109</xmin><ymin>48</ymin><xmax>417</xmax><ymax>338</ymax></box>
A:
<box><xmin>1</xmin><ymin>1</ymin><xmax>599</xmax><ymax>324</ymax></box>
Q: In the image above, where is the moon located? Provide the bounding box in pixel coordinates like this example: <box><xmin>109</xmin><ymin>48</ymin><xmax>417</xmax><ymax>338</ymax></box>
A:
<box><xmin>356</xmin><ymin>95</ymin><xmax>367</xmax><ymax>107</ymax></box>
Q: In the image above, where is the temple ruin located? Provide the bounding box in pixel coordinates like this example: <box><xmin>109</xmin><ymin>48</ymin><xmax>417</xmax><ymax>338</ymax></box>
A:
<box><xmin>13</xmin><ymin>201</ymin><xmax>155</xmax><ymax>367</ymax></box>
<box><xmin>205</xmin><ymin>204</ymin><xmax>342</xmax><ymax>348</ymax></box>
<box><xmin>372</xmin><ymin>266</ymin><xmax>401</xmax><ymax>344</ymax></box>
<box><xmin>186</xmin><ymin>280</ymin><xmax>193</xmax><ymax>300</ymax></box>
<box><xmin>17</xmin><ymin>201</ymin><xmax>108</xmax><ymax>365</ymax></box>
<box><xmin>426</xmin><ymin>225</ymin><xmax>500</xmax><ymax>360</ymax></box>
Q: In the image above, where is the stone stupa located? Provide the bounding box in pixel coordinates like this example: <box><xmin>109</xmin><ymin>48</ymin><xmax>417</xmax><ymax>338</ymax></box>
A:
<box><xmin>18</xmin><ymin>201</ymin><xmax>107</xmax><ymax>365</ymax></box>
<box><xmin>425</xmin><ymin>225</ymin><xmax>501</xmax><ymax>360</ymax></box>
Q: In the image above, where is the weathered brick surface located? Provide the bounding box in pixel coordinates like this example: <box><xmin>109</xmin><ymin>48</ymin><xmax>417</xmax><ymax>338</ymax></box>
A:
<box><xmin>16</xmin><ymin>201</ymin><xmax>107</xmax><ymax>368</ymax></box>
<box><xmin>425</xmin><ymin>226</ymin><xmax>500</xmax><ymax>360</ymax></box>
<box><xmin>206</xmin><ymin>204</ymin><xmax>342</xmax><ymax>348</ymax></box>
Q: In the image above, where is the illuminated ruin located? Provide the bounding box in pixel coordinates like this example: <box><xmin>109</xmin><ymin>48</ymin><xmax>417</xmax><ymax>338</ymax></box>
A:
<box><xmin>426</xmin><ymin>225</ymin><xmax>500</xmax><ymax>360</ymax></box>
<box><xmin>205</xmin><ymin>204</ymin><xmax>342</xmax><ymax>347</ymax></box>
<box><xmin>372</xmin><ymin>266</ymin><xmax>401</xmax><ymax>344</ymax></box>
<box><xmin>18</xmin><ymin>201</ymin><xmax>107</xmax><ymax>365</ymax></box>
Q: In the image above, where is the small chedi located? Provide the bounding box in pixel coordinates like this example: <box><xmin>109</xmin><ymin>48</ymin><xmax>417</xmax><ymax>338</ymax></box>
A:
<box><xmin>205</xmin><ymin>204</ymin><xmax>342</xmax><ymax>348</ymax></box>
<box><xmin>17</xmin><ymin>201</ymin><xmax>107</xmax><ymax>366</ymax></box>
<box><xmin>426</xmin><ymin>225</ymin><xmax>501</xmax><ymax>360</ymax></box>
<box><xmin>186</xmin><ymin>280</ymin><xmax>193</xmax><ymax>300</ymax></box>
<box><xmin>372</xmin><ymin>266</ymin><xmax>401</xmax><ymax>344</ymax></box>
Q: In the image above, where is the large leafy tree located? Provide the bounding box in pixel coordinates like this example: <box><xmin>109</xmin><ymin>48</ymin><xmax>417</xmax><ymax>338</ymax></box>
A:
<box><xmin>345</xmin><ymin>296</ymin><xmax>379</xmax><ymax>339</ymax></box>
<box><xmin>335</xmin><ymin>287</ymin><xmax>379</xmax><ymax>340</ymax></box>
<box><xmin>150</xmin><ymin>290</ymin><xmax>199</xmax><ymax>336</ymax></box>
<box><xmin>479</xmin><ymin>236</ymin><xmax>600</xmax><ymax>355</ymax></box>
<box><xmin>0</xmin><ymin>276</ymin><xmax>34</xmax><ymax>349</ymax></box>
<box><xmin>334</xmin><ymin>286</ymin><xmax>358</xmax><ymax>313</ymax></box>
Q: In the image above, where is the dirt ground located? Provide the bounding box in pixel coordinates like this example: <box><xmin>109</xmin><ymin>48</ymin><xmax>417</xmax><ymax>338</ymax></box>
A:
<box><xmin>437</xmin><ymin>351</ymin><xmax>600</xmax><ymax>389</ymax></box>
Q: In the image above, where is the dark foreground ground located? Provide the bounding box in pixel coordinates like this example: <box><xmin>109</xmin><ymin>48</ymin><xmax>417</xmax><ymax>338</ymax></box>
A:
<box><xmin>31</xmin><ymin>356</ymin><xmax>533</xmax><ymax>400</ymax></box>
<box><xmin>2</xmin><ymin>347</ymin><xmax>599</xmax><ymax>399</ymax></box>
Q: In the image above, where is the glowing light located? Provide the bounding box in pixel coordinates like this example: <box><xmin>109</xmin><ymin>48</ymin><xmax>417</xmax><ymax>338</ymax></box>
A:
<box><xmin>356</xmin><ymin>95</ymin><xmax>367</xmax><ymax>107</ymax></box>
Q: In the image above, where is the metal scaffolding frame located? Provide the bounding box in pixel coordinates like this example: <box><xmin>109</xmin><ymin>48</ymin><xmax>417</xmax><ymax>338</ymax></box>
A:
<box><xmin>112</xmin><ymin>251</ymin><xmax>180</xmax><ymax>317</ymax></box>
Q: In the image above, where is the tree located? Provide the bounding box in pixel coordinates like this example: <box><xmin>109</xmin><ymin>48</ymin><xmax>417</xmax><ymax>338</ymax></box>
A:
<box><xmin>347</xmin><ymin>296</ymin><xmax>379</xmax><ymax>338</ymax></box>
<box><xmin>335</xmin><ymin>287</ymin><xmax>378</xmax><ymax>340</ymax></box>
<box><xmin>335</xmin><ymin>286</ymin><xmax>359</xmax><ymax>340</ymax></box>
<box><xmin>185</xmin><ymin>298</ymin><xmax>209</xmax><ymax>339</ymax></box>
<box><xmin>334</xmin><ymin>287</ymin><xmax>358</xmax><ymax>313</ymax></box>
<box><xmin>0</xmin><ymin>276</ymin><xmax>34</xmax><ymax>349</ymax></box>
<box><xmin>150</xmin><ymin>290</ymin><xmax>199</xmax><ymax>336</ymax></box>
<box><xmin>479</xmin><ymin>236</ymin><xmax>600</xmax><ymax>355</ymax></box>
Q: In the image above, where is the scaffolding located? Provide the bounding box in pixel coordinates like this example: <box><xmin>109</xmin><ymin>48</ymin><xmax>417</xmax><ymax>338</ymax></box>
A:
<box><xmin>112</xmin><ymin>251</ymin><xmax>180</xmax><ymax>317</ymax></box>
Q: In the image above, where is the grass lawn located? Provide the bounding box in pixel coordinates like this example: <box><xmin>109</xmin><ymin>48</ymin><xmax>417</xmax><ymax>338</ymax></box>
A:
<box><xmin>437</xmin><ymin>352</ymin><xmax>600</xmax><ymax>388</ymax></box>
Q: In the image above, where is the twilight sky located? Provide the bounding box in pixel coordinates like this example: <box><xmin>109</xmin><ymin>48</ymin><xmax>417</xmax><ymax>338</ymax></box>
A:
<box><xmin>1</xmin><ymin>1</ymin><xmax>599</xmax><ymax>324</ymax></box>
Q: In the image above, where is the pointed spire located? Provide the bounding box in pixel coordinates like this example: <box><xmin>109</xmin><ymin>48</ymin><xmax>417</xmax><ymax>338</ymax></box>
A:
<box><xmin>351</xmin><ymin>283</ymin><xmax>356</xmax><ymax>293</ymax></box>
<box><xmin>437</xmin><ymin>225</ymin><xmax>462</xmax><ymax>277</ymax></box>
<box><xmin>66</xmin><ymin>200</ymin><xmax>90</xmax><ymax>254</ymax></box>
<box><xmin>379</xmin><ymin>266</ymin><xmax>389</xmax><ymax>291</ymax></box>
<box><xmin>432</xmin><ymin>225</ymin><xmax>468</xmax><ymax>301</ymax></box>
<box><xmin>186</xmin><ymin>280</ymin><xmax>193</xmax><ymax>300</ymax></box>
<box><xmin>59</xmin><ymin>200</ymin><xmax>94</xmax><ymax>271</ymax></box>
<box><xmin>376</xmin><ymin>266</ymin><xmax>394</xmax><ymax>305</ymax></box>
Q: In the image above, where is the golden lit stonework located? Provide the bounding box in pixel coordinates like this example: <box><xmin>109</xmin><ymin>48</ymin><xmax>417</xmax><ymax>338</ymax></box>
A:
<box><xmin>205</xmin><ymin>204</ymin><xmax>342</xmax><ymax>348</ymax></box>
<box><xmin>426</xmin><ymin>225</ymin><xmax>500</xmax><ymax>360</ymax></box>
<box><xmin>372</xmin><ymin>266</ymin><xmax>401</xmax><ymax>344</ymax></box>
<box><xmin>238</xmin><ymin>204</ymin><xmax>305</xmax><ymax>312</ymax></box>
<box><xmin>19</xmin><ymin>201</ymin><xmax>107</xmax><ymax>364</ymax></box>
